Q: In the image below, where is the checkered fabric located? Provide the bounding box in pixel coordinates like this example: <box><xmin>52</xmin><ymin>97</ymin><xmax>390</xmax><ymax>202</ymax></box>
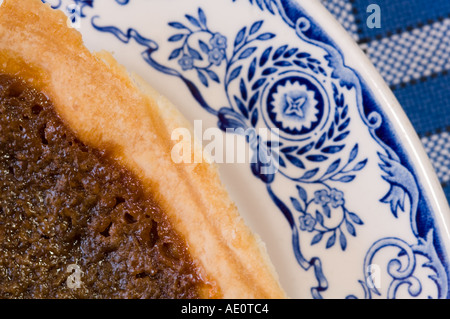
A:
<box><xmin>321</xmin><ymin>0</ymin><xmax>450</xmax><ymax>205</ymax></box>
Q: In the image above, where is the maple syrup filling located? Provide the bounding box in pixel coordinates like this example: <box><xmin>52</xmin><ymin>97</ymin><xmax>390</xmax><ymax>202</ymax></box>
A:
<box><xmin>0</xmin><ymin>74</ymin><xmax>204</xmax><ymax>298</ymax></box>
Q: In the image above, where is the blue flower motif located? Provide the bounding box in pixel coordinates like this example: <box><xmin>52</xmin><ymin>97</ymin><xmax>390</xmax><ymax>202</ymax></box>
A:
<box><xmin>210</xmin><ymin>32</ymin><xmax>227</xmax><ymax>49</ymax></box>
<box><xmin>178</xmin><ymin>54</ymin><xmax>194</xmax><ymax>71</ymax></box>
<box><xmin>330</xmin><ymin>188</ymin><xmax>345</xmax><ymax>208</ymax></box>
<box><xmin>208</xmin><ymin>47</ymin><xmax>226</xmax><ymax>66</ymax></box>
<box><xmin>314</xmin><ymin>189</ymin><xmax>330</xmax><ymax>206</ymax></box>
<box><xmin>299</xmin><ymin>214</ymin><xmax>316</xmax><ymax>232</ymax></box>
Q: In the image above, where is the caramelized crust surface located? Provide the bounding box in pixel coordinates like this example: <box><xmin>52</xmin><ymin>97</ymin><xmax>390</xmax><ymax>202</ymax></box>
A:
<box><xmin>0</xmin><ymin>0</ymin><xmax>286</xmax><ymax>298</ymax></box>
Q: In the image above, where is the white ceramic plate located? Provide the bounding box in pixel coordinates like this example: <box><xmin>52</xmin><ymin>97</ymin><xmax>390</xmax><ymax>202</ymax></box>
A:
<box><xmin>43</xmin><ymin>0</ymin><xmax>450</xmax><ymax>299</ymax></box>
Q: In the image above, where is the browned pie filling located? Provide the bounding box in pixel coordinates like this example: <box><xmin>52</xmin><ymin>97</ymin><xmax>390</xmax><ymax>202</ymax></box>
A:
<box><xmin>0</xmin><ymin>73</ymin><xmax>205</xmax><ymax>298</ymax></box>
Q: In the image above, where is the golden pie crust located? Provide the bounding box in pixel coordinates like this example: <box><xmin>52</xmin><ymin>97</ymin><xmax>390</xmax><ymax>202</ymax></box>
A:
<box><xmin>0</xmin><ymin>0</ymin><xmax>286</xmax><ymax>298</ymax></box>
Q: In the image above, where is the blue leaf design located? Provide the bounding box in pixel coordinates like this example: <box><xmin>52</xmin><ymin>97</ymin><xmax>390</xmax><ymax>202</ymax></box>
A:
<box><xmin>168</xmin><ymin>22</ymin><xmax>188</xmax><ymax>29</ymax></box>
<box><xmin>324</xmin><ymin>159</ymin><xmax>340</xmax><ymax>175</ymax></box>
<box><xmin>296</xmin><ymin>185</ymin><xmax>308</xmax><ymax>203</ymax></box>
<box><xmin>352</xmin><ymin>159</ymin><xmax>368</xmax><ymax>171</ymax></box>
<box><xmin>262</xmin><ymin>67</ymin><xmax>278</xmax><ymax>76</ymax></box>
<box><xmin>341</xmin><ymin>104</ymin><xmax>348</xmax><ymax>119</ymax></box>
<box><xmin>251</xmin><ymin>109</ymin><xmax>259</xmax><ymax>127</ymax></box>
<box><xmin>283</xmin><ymin>48</ymin><xmax>298</xmax><ymax>58</ymax></box>
<box><xmin>307</xmin><ymin>57</ymin><xmax>320</xmax><ymax>64</ymax></box>
<box><xmin>308</xmin><ymin>63</ymin><xmax>317</xmax><ymax>72</ymax></box>
<box><xmin>264</xmin><ymin>0</ymin><xmax>275</xmax><ymax>14</ymax></box>
<box><xmin>281</xmin><ymin>146</ymin><xmax>298</xmax><ymax>153</ymax></box>
<box><xmin>332</xmin><ymin>82</ymin><xmax>338</xmax><ymax>95</ymax></box>
<box><xmin>334</xmin><ymin>111</ymin><xmax>340</xmax><ymax>125</ymax></box>
<box><xmin>318</xmin><ymin>66</ymin><xmax>326</xmax><ymax>75</ymax></box>
<box><xmin>285</xmin><ymin>154</ymin><xmax>305</xmax><ymax>169</ymax></box>
<box><xmin>264</xmin><ymin>0</ymin><xmax>275</xmax><ymax>13</ymax></box>
<box><xmin>300</xmin><ymin>168</ymin><xmax>319</xmax><ymax>180</ymax></box>
<box><xmin>333</xmin><ymin>131</ymin><xmax>350</xmax><ymax>142</ymax></box>
<box><xmin>311</xmin><ymin>232</ymin><xmax>323</xmax><ymax>245</ymax></box>
<box><xmin>338</xmin><ymin>118</ymin><xmax>351</xmax><ymax>131</ymax></box>
<box><xmin>234</xmin><ymin>96</ymin><xmax>249</xmax><ymax>119</ymax></box>
<box><xmin>274</xmin><ymin>61</ymin><xmax>292</xmax><ymax>67</ymax></box>
<box><xmin>205</xmin><ymin>69</ymin><xmax>220</xmax><ymax>83</ymax></box>
<box><xmin>306</xmin><ymin>155</ymin><xmax>329</xmax><ymax>162</ymax></box>
<box><xmin>252</xmin><ymin>78</ymin><xmax>267</xmax><ymax>90</ymax></box>
<box><xmin>256</xmin><ymin>33</ymin><xmax>276</xmax><ymax>41</ymax></box>
<box><xmin>277</xmin><ymin>153</ymin><xmax>287</xmax><ymax>168</ymax></box>
<box><xmin>291</xmin><ymin>197</ymin><xmax>303</xmax><ymax>212</ymax></box>
<box><xmin>335</xmin><ymin>93</ymin><xmax>344</xmax><ymax>108</ymax></box>
<box><xmin>334</xmin><ymin>175</ymin><xmax>356</xmax><ymax>183</ymax></box>
<box><xmin>327</xmin><ymin>122</ymin><xmax>335</xmax><ymax>139</ymax></box>
<box><xmin>249</xmin><ymin>20</ymin><xmax>264</xmax><ymax>35</ymax></box>
<box><xmin>255</xmin><ymin>0</ymin><xmax>264</xmax><ymax>10</ymax></box>
<box><xmin>339</xmin><ymin>231</ymin><xmax>347</xmax><ymax>251</ymax></box>
<box><xmin>248</xmin><ymin>91</ymin><xmax>259</xmax><ymax>111</ymax></box>
<box><xmin>345</xmin><ymin>220</ymin><xmax>356</xmax><ymax>236</ymax></box>
<box><xmin>185</xmin><ymin>14</ymin><xmax>201</xmax><ymax>27</ymax></box>
<box><xmin>315</xmin><ymin>211</ymin><xmax>324</xmax><ymax>226</ymax></box>
<box><xmin>322</xmin><ymin>145</ymin><xmax>345</xmax><ymax>154</ymax></box>
<box><xmin>197</xmin><ymin>69</ymin><xmax>208</xmax><ymax>87</ymax></box>
<box><xmin>168</xmin><ymin>48</ymin><xmax>182</xmax><ymax>60</ymax></box>
<box><xmin>348</xmin><ymin>144</ymin><xmax>358</xmax><ymax>163</ymax></box>
<box><xmin>296</xmin><ymin>52</ymin><xmax>311</xmax><ymax>58</ymax></box>
<box><xmin>273</xmin><ymin>45</ymin><xmax>288</xmax><ymax>60</ymax></box>
<box><xmin>297</xmin><ymin>142</ymin><xmax>314</xmax><ymax>155</ymax></box>
<box><xmin>315</xmin><ymin>132</ymin><xmax>326</xmax><ymax>149</ymax></box>
<box><xmin>293</xmin><ymin>60</ymin><xmax>309</xmax><ymax>68</ymax></box>
<box><xmin>168</xmin><ymin>34</ymin><xmax>185</xmax><ymax>42</ymax></box>
<box><xmin>248</xmin><ymin>58</ymin><xmax>257</xmax><ymax>81</ymax></box>
<box><xmin>348</xmin><ymin>212</ymin><xmax>363</xmax><ymax>225</ymax></box>
<box><xmin>239</xmin><ymin>47</ymin><xmax>257</xmax><ymax>60</ymax></box>
<box><xmin>198</xmin><ymin>8</ymin><xmax>207</xmax><ymax>26</ymax></box>
<box><xmin>235</xmin><ymin>27</ymin><xmax>247</xmax><ymax>47</ymax></box>
<box><xmin>260</xmin><ymin>47</ymin><xmax>272</xmax><ymax>66</ymax></box>
<box><xmin>239</xmin><ymin>79</ymin><xmax>248</xmax><ymax>101</ymax></box>
<box><xmin>228</xmin><ymin>66</ymin><xmax>242</xmax><ymax>83</ymax></box>
<box><xmin>326</xmin><ymin>232</ymin><xmax>336</xmax><ymax>249</ymax></box>
<box><xmin>323</xmin><ymin>205</ymin><xmax>331</xmax><ymax>218</ymax></box>
<box><xmin>188</xmin><ymin>47</ymin><xmax>203</xmax><ymax>60</ymax></box>
<box><xmin>198</xmin><ymin>40</ymin><xmax>210</xmax><ymax>53</ymax></box>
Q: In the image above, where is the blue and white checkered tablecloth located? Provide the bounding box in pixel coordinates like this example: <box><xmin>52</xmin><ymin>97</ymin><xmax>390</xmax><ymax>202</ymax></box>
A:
<box><xmin>321</xmin><ymin>0</ymin><xmax>450</xmax><ymax>206</ymax></box>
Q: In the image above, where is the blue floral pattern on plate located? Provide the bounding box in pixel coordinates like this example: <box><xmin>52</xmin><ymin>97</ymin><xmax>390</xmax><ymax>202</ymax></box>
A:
<box><xmin>45</xmin><ymin>0</ymin><xmax>450</xmax><ymax>299</ymax></box>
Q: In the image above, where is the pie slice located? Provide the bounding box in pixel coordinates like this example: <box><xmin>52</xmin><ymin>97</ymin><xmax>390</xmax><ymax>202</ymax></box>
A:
<box><xmin>0</xmin><ymin>0</ymin><xmax>286</xmax><ymax>298</ymax></box>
